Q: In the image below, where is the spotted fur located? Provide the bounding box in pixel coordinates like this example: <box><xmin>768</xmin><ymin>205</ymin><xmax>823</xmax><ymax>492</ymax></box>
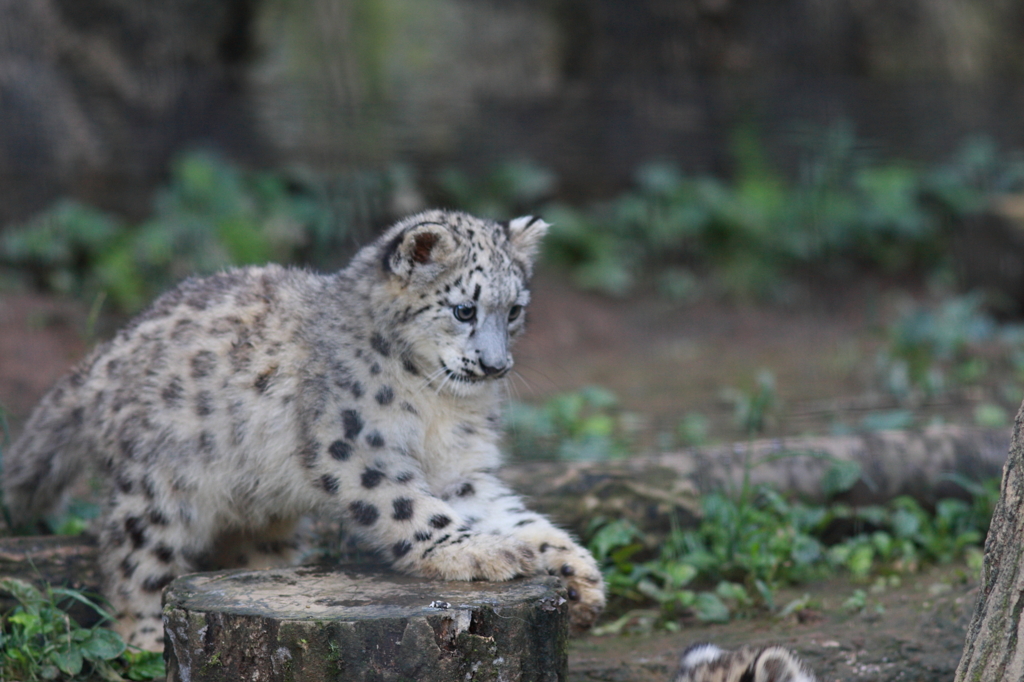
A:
<box><xmin>2</xmin><ymin>210</ymin><xmax>605</xmax><ymax>650</ymax></box>
<box><xmin>673</xmin><ymin>643</ymin><xmax>818</xmax><ymax>682</ymax></box>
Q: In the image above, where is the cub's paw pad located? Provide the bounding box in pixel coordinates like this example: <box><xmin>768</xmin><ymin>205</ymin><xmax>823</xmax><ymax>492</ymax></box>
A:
<box><xmin>539</xmin><ymin>543</ymin><xmax>606</xmax><ymax>633</ymax></box>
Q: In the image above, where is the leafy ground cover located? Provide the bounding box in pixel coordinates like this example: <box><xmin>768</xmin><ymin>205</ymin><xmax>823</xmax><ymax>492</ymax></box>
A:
<box><xmin>0</xmin><ymin>578</ymin><xmax>163</xmax><ymax>681</ymax></box>
<box><xmin>584</xmin><ymin>474</ymin><xmax>994</xmax><ymax>634</ymax></box>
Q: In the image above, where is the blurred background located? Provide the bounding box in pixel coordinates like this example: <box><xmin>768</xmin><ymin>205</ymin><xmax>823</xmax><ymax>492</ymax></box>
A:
<box><xmin>2</xmin><ymin>4</ymin><xmax>1023</xmax><ymax>666</ymax></box>
<box><xmin>4</xmin><ymin>0</ymin><xmax>1024</xmax><ymax>455</ymax></box>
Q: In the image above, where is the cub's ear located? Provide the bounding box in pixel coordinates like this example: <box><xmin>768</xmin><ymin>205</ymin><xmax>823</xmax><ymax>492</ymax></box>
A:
<box><xmin>383</xmin><ymin>223</ymin><xmax>459</xmax><ymax>282</ymax></box>
<box><xmin>506</xmin><ymin>215</ymin><xmax>550</xmax><ymax>274</ymax></box>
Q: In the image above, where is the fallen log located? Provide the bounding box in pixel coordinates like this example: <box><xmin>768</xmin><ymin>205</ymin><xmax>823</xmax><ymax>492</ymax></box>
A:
<box><xmin>163</xmin><ymin>565</ymin><xmax>568</xmax><ymax>682</ymax></box>
<box><xmin>0</xmin><ymin>535</ymin><xmax>102</xmax><ymax>626</ymax></box>
<box><xmin>500</xmin><ymin>425</ymin><xmax>1009</xmax><ymax>539</ymax></box>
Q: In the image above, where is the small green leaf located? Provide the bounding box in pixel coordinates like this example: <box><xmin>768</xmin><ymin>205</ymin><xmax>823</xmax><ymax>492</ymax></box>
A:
<box><xmin>51</xmin><ymin>646</ymin><xmax>84</xmax><ymax>676</ymax></box>
<box><xmin>82</xmin><ymin>627</ymin><xmax>127</xmax><ymax>660</ymax></box>
<box><xmin>693</xmin><ymin>592</ymin><xmax>730</xmax><ymax>623</ymax></box>
<box><xmin>821</xmin><ymin>460</ymin><xmax>862</xmax><ymax>497</ymax></box>
<box><xmin>974</xmin><ymin>403</ymin><xmax>1009</xmax><ymax>429</ymax></box>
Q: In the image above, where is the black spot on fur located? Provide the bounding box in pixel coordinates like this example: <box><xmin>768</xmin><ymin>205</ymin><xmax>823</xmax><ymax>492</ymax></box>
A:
<box><xmin>370</xmin><ymin>332</ymin><xmax>391</xmax><ymax>357</ymax></box>
<box><xmin>320</xmin><ymin>474</ymin><xmax>340</xmax><ymax>495</ymax></box>
<box><xmin>366</xmin><ymin>431</ymin><xmax>385</xmax><ymax>448</ymax></box>
<box><xmin>401</xmin><ymin>353</ymin><xmax>420</xmax><ymax>376</ymax></box>
<box><xmin>190</xmin><ymin>351</ymin><xmax>216</xmax><ymax>379</ymax></box>
<box><xmin>116</xmin><ymin>473</ymin><xmax>133</xmax><ymax>494</ymax></box>
<box><xmin>370</xmin><ymin>362</ymin><xmax>382</xmax><ymax>375</ymax></box>
<box><xmin>429</xmin><ymin>514</ymin><xmax>451</xmax><ymax>529</ymax></box>
<box><xmin>457</xmin><ymin>482</ymin><xmax>475</xmax><ymax>498</ymax></box>
<box><xmin>414</xmin><ymin>531</ymin><xmax>432</xmax><ymax>542</ymax></box>
<box><xmin>141</xmin><ymin>476</ymin><xmax>156</xmax><ymax>500</ymax></box>
<box><xmin>473</xmin><ymin>283</ymin><xmax>481</xmax><ymax>301</ymax></box>
<box><xmin>392</xmin><ymin>497</ymin><xmax>414</xmax><ymax>520</ymax></box>
<box><xmin>395</xmin><ymin>471</ymin><xmax>414</xmax><ymax>483</ymax></box>
<box><xmin>125</xmin><ymin>516</ymin><xmax>147</xmax><ymax>549</ymax></box>
<box><xmin>152</xmin><ymin>544</ymin><xmax>175</xmax><ymax>563</ymax></box>
<box><xmin>392</xmin><ymin>540</ymin><xmax>412</xmax><ymax>559</ymax></box>
<box><xmin>120</xmin><ymin>556</ymin><xmax>137</xmax><ymax>579</ymax></box>
<box><xmin>375</xmin><ymin>385</ymin><xmax>394</xmax><ymax>406</ymax></box>
<box><xmin>349</xmin><ymin>501</ymin><xmax>379</xmax><ymax>526</ymax></box>
<box><xmin>342</xmin><ymin>410</ymin><xmax>363</xmax><ymax>440</ymax></box>
<box><xmin>198</xmin><ymin>431</ymin><xmax>216</xmax><ymax>454</ymax></box>
<box><xmin>147</xmin><ymin>506</ymin><xmax>170</xmax><ymax>526</ymax></box>
<box><xmin>515</xmin><ymin>518</ymin><xmax>536</xmax><ymax>527</ymax></box>
<box><xmin>161</xmin><ymin>376</ymin><xmax>184</xmax><ymax>408</ymax></box>
<box><xmin>142</xmin><ymin>573</ymin><xmax>176</xmax><ymax>593</ymax></box>
<box><xmin>361</xmin><ymin>468</ymin><xmax>385</xmax><ymax>488</ymax></box>
<box><xmin>328</xmin><ymin>440</ymin><xmax>352</xmax><ymax>461</ymax></box>
<box><xmin>254</xmin><ymin>367</ymin><xmax>277</xmax><ymax>393</ymax></box>
<box><xmin>381</xmin><ymin>231</ymin><xmax>405</xmax><ymax>273</ymax></box>
<box><xmin>195</xmin><ymin>391</ymin><xmax>214</xmax><ymax>417</ymax></box>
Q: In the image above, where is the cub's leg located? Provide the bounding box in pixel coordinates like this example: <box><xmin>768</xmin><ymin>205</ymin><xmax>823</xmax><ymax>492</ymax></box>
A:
<box><xmin>99</xmin><ymin>495</ymin><xmax>206</xmax><ymax>651</ymax></box>
<box><xmin>301</xmin><ymin>442</ymin><xmax>536</xmax><ymax>582</ymax></box>
<box><xmin>440</xmin><ymin>474</ymin><xmax>606</xmax><ymax>632</ymax></box>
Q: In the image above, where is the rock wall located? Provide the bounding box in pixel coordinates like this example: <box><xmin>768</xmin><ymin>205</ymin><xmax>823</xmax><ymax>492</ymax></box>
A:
<box><xmin>3</xmin><ymin>0</ymin><xmax>1024</xmax><ymax>227</ymax></box>
<box><xmin>0</xmin><ymin>0</ymin><xmax>266</xmax><ymax>225</ymax></box>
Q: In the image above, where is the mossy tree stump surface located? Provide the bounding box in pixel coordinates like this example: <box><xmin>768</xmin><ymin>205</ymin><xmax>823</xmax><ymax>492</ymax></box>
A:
<box><xmin>163</xmin><ymin>565</ymin><xmax>569</xmax><ymax>682</ymax></box>
<box><xmin>956</xmin><ymin>404</ymin><xmax>1024</xmax><ymax>680</ymax></box>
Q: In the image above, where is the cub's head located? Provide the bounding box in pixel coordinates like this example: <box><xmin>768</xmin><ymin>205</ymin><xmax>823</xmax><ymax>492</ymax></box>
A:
<box><xmin>372</xmin><ymin>210</ymin><xmax>548</xmax><ymax>396</ymax></box>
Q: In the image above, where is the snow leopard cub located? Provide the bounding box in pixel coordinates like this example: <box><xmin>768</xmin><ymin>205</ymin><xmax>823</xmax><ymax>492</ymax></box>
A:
<box><xmin>673</xmin><ymin>643</ymin><xmax>818</xmax><ymax>682</ymax></box>
<box><xmin>2</xmin><ymin>209</ymin><xmax>605</xmax><ymax>650</ymax></box>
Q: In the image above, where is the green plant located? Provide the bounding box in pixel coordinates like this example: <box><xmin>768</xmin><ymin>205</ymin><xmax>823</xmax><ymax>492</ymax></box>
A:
<box><xmin>587</xmin><ymin>471</ymin><xmax>998</xmax><ymax>633</ymax></box>
<box><xmin>722</xmin><ymin>370</ymin><xmax>779</xmax><ymax>437</ymax></box>
<box><xmin>877</xmin><ymin>294</ymin><xmax>995</xmax><ymax>398</ymax></box>
<box><xmin>503</xmin><ymin>386</ymin><xmax>631</xmax><ymax>461</ymax></box>
<box><xmin>435</xmin><ymin>160</ymin><xmax>556</xmax><ymax>219</ymax></box>
<box><xmin>0</xmin><ymin>578</ymin><xmax>164</xmax><ymax>681</ymax></box>
<box><xmin>0</xmin><ymin>151</ymin><xmax>335</xmax><ymax>313</ymax></box>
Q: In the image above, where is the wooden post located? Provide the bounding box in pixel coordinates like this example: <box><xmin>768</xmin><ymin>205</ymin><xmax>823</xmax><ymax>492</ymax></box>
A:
<box><xmin>163</xmin><ymin>565</ymin><xmax>569</xmax><ymax>682</ymax></box>
<box><xmin>955</xmin><ymin>406</ymin><xmax>1024</xmax><ymax>680</ymax></box>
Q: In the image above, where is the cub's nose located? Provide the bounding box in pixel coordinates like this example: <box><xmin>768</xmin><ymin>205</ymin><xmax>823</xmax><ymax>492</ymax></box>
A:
<box><xmin>479</xmin><ymin>360</ymin><xmax>509</xmax><ymax>377</ymax></box>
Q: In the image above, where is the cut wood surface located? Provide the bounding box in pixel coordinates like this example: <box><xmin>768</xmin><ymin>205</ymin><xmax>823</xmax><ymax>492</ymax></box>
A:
<box><xmin>163</xmin><ymin>565</ymin><xmax>569</xmax><ymax>682</ymax></box>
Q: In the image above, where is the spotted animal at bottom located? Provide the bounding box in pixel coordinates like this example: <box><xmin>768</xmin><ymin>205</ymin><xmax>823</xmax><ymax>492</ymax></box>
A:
<box><xmin>1</xmin><ymin>209</ymin><xmax>605</xmax><ymax>650</ymax></box>
<box><xmin>673</xmin><ymin>643</ymin><xmax>818</xmax><ymax>682</ymax></box>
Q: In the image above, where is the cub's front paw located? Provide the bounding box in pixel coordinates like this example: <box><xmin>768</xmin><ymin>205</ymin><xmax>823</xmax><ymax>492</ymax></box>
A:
<box><xmin>408</xmin><ymin>533</ymin><xmax>536</xmax><ymax>582</ymax></box>
<box><xmin>539</xmin><ymin>541</ymin><xmax>606</xmax><ymax>633</ymax></box>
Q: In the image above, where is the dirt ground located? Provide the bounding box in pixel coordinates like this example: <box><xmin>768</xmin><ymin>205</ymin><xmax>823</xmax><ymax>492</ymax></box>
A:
<box><xmin>0</xmin><ymin>275</ymin><xmax>990</xmax><ymax>681</ymax></box>
<box><xmin>569</xmin><ymin>562</ymin><xmax>975</xmax><ymax>682</ymax></box>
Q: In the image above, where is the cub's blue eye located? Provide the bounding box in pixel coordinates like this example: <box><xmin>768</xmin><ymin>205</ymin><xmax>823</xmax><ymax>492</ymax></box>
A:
<box><xmin>453</xmin><ymin>304</ymin><xmax>476</xmax><ymax>322</ymax></box>
<box><xmin>508</xmin><ymin>305</ymin><xmax>523</xmax><ymax>321</ymax></box>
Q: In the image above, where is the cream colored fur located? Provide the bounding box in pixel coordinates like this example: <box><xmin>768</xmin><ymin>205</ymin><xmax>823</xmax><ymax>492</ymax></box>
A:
<box><xmin>2</xmin><ymin>209</ymin><xmax>605</xmax><ymax>650</ymax></box>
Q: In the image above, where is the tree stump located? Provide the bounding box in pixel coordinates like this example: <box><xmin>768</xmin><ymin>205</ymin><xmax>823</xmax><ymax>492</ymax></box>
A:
<box><xmin>955</xmin><ymin>405</ymin><xmax>1024</xmax><ymax>680</ymax></box>
<box><xmin>163</xmin><ymin>565</ymin><xmax>569</xmax><ymax>682</ymax></box>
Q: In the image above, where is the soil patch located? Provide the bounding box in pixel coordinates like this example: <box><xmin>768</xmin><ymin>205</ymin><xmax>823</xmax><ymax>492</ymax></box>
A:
<box><xmin>569</xmin><ymin>562</ymin><xmax>975</xmax><ymax>682</ymax></box>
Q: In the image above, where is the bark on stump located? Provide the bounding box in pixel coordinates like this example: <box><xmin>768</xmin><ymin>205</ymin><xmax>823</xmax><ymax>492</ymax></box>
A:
<box><xmin>956</xmin><ymin>405</ymin><xmax>1024</xmax><ymax>680</ymax></box>
<box><xmin>163</xmin><ymin>565</ymin><xmax>569</xmax><ymax>682</ymax></box>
